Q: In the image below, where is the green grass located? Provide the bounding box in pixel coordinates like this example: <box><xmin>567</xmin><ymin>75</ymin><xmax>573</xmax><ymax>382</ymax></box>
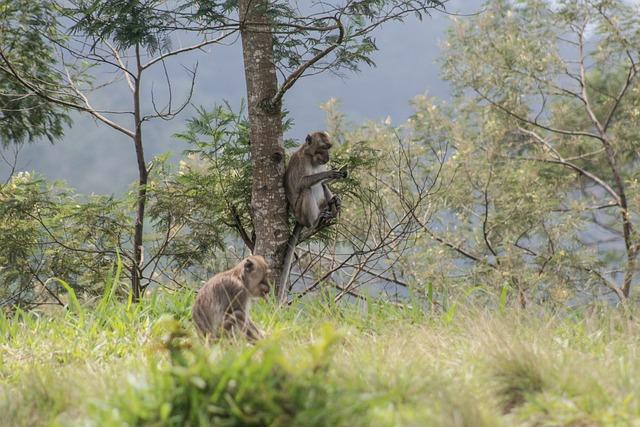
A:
<box><xmin>1</xmin><ymin>289</ymin><xmax>639</xmax><ymax>426</ymax></box>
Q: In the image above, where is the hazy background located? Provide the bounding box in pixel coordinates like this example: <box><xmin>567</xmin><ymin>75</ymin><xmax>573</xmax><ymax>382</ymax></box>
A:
<box><xmin>3</xmin><ymin>0</ymin><xmax>482</xmax><ymax>195</ymax></box>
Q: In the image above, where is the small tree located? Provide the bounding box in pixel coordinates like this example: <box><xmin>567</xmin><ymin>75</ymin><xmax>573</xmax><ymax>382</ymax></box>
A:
<box><xmin>0</xmin><ymin>172</ymin><xmax>127</xmax><ymax>308</ymax></box>
<box><xmin>0</xmin><ymin>0</ymin><xmax>237</xmax><ymax>300</ymax></box>
<box><xmin>430</xmin><ymin>0</ymin><xmax>639</xmax><ymax>304</ymax></box>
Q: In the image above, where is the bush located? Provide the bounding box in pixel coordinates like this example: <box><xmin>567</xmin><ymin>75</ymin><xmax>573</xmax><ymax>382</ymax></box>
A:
<box><xmin>98</xmin><ymin>320</ymin><xmax>346</xmax><ymax>427</ymax></box>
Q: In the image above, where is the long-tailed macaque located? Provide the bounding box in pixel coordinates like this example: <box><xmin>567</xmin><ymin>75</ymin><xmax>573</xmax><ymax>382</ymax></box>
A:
<box><xmin>284</xmin><ymin>131</ymin><xmax>347</xmax><ymax>229</ymax></box>
<box><xmin>192</xmin><ymin>255</ymin><xmax>270</xmax><ymax>341</ymax></box>
<box><xmin>277</xmin><ymin>132</ymin><xmax>347</xmax><ymax>301</ymax></box>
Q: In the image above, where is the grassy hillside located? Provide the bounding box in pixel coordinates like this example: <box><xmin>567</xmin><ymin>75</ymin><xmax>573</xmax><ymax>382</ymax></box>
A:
<box><xmin>1</xmin><ymin>289</ymin><xmax>639</xmax><ymax>427</ymax></box>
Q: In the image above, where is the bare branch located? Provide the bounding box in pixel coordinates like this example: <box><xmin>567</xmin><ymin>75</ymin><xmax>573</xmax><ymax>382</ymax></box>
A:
<box><xmin>64</xmin><ymin>67</ymin><xmax>135</xmax><ymax>138</ymax></box>
<box><xmin>271</xmin><ymin>17</ymin><xmax>345</xmax><ymax>106</ymax></box>
<box><xmin>105</xmin><ymin>40</ymin><xmax>135</xmax><ymax>93</ymax></box>
<box><xmin>516</xmin><ymin>128</ymin><xmax>621</xmax><ymax>204</ymax></box>
<box><xmin>141</xmin><ymin>31</ymin><xmax>238</xmax><ymax>70</ymax></box>
<box><xmin>472</xmin><ymin>87</ymin><xmax>602</xmax><ymax>141</ymax></box>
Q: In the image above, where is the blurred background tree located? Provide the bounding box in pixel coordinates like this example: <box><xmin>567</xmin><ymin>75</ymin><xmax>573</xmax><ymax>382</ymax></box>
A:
<box><xmin>426</xmin><ymin>0</ymin><xmax>639</xmax><ymax>305</ymax></box>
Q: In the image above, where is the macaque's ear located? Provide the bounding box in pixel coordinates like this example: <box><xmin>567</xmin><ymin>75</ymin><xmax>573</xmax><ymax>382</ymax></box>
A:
<box><xmin>244</xmin><ymin>259</ymin><xmax>254</xmax><ymax>272</ymax></box>
<box><xmin>305</xmin><ymin>134</ymin><xmax>312</xmax><ymax>144</ymax></box>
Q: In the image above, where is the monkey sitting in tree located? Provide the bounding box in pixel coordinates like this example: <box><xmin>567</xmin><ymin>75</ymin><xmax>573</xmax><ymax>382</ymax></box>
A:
<box><xmin>284</xmin><ymin>131</ymin><xmax>347</xmax><ymax>229</ymax></box>
<box><xmin>278</xmin><ymin>131</ymin><xmax>347</xmax><ymax>300</ymax></box>
<box><xmin>192</xmin><ymin>255</ymin><xmax>270</xmax><ymax>341</ymax></box>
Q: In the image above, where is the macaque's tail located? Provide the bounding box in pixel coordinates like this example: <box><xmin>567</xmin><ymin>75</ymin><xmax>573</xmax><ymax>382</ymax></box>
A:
<box><xmin>277</xmin><ymin>223</ymin><xmax>303</xmax><ymax>303</ymax></box>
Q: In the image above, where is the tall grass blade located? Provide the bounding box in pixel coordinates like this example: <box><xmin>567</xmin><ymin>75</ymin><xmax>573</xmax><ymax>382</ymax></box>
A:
<box><xmin>499</xmin><ymin>283</ymin><xmax>509</xmax><ymax>312</ymax></box>
<box><xmin>49</xmin><ymin>277</ymin><xmax>84</xmax><ymax>323</ymax></box>
<box><xmin>97</xmin><ymin>249</ymin><xmax>123</xmax><ymax>316</ymax></box>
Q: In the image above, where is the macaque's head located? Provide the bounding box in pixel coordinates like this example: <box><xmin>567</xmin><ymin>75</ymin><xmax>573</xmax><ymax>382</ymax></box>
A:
<box><xmin>241</xmin><ymin>255</ymin><xmax>271</xmax><ymax>298</ymax></box>
<box><xmin>305</xmin><ymin>131</ymin><xmax>332</xmax><ymax>166</ymax></box>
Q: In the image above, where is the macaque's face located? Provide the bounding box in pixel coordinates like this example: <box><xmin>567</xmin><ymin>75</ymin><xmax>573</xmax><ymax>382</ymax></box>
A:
<box><xmin>307</xmin><ymin>132</ymin><xmax>332</xmax><ymax>166</ymax></box>
<box><xmin>243</xmin><ymin>255</ymin><xmax>271</xmax><ymax>297</ymax></box>
<box><xmin>313</xmin><ymin>147</ymin><xmax>331</xmax><ymax>165</ymax></box>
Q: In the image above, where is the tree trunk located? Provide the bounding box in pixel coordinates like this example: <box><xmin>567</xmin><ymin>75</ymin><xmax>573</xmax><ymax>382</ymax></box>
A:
<box><xmin>238</xmin><ymin>0</ymin><xmax>290</xmax><ymax>297</ymax></box>
<box><xmin>601</xmin><ymin>140</ymin><xmax>637</xmax><ymax>299</ymax></box>
<box><xmin>131</xmin><ymin>44</ymin><xmax>147</xmax><ymax>302</ymax></box>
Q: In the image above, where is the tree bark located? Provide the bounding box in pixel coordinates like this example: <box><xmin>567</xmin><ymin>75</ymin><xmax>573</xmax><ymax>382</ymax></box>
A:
<box><xmin>238</xmin><ymin>0</ymin><xmax>289</xmax><ymax>297</ymax></box>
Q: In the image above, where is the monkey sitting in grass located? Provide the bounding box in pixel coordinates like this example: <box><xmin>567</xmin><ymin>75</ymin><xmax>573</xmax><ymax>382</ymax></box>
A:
<box><xmin>192</xmin><ymin>255</ymin><xmax>270</xmax><ymax>341</ymax></box>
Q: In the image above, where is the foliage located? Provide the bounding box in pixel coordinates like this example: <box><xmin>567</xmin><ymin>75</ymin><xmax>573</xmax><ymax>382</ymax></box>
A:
<box><xmin>398</xmin><ymin>94</ymin><xmax>594</xmax><ymax>305</ymax></box>
<box><xmin>102</xmin><ymin>320</ymin><xmax>344</xmax><ymax>426</ymax></box>
<box><xmin>0</xmin><ymin>173</ymin><xmax>127</xmax><ymax>308</ymax></box>
<box><xmin>404</xmin><ymin>0</ymin><xmax>640</xmax><ymax>303</ymax></box>
<box><xmin>64</xmin><ymin>0</ymin><xmax>174</xmax><ymax>53</ymax></box>
<box><xmin>0</xmin><ymin>0</ymin><xmax>71</xmax><ymax>145</ymax></box>
<box><xmin>185</xmin><ymin>0</ymin><xmax>445</xmax><ymax>79</ymax></box>
<box><xmin>149</xmin><ymin>103</ymin><xmax>259</xmax><ymax>266</ymax></box>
